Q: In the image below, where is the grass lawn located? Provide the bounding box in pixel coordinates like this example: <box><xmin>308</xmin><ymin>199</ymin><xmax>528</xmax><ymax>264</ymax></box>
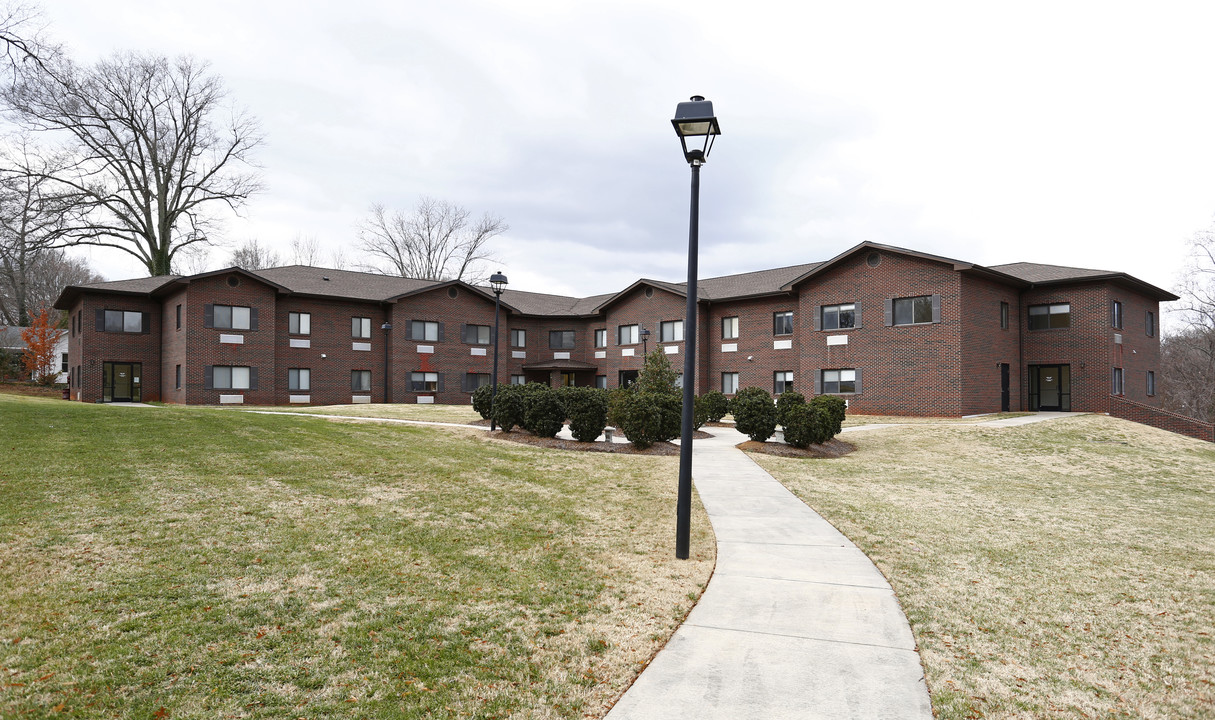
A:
<box><xmin>257</xmin><ymin>403</ymin><xmax>483</xmax><ymax>425</ymax></box>
<box><xmin>0</xmin><ymin>394</ymin><xmax>713</xmax><ymax>719</ymax></box>
<box><xmin>753</xmin><ymin>414</ymin><xmax>1215</xmax><ymax>719</ymax></box>
<box><xmin>841</xmin><ymin>412</ymin><xmax>1033</xmax><ymax>427</ymax></box>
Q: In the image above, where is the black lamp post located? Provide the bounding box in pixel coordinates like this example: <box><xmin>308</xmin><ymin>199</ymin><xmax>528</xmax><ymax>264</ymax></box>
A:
<box><xmin>672</xmin><ymin>95</ymin><xmax>720</xmax><ymax>560</ymax></box>
<box><xmin>489</xmin><ymin>271</ymin><xmax>508</xmax><ymax>431</ymax></box>
<box><xmin>381</xmin><ymin>322</ymin><xmax>392</xmax><ymax>403</ymax></box>
<box><xmin>640</xmin><ymin>326</ymin><xmax>650</xmax><ymax>357</ymax></box>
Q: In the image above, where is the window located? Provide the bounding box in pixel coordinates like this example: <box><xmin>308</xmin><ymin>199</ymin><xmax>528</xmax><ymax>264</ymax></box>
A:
<box><xmin>660</xmin><ymin>320</ymin><xmax>684</xmax><ymax>342</ymax></box>
<box><xmin>211</xmin><ymin>305</ymin><xmax>252</xmax><ymax>331</ymax></box>
<box><xmin>1112</xmin><ymin>300</ymin><xmax>1123</xmax><ymax>329</ymax></box>
<box><xmin>60</xmin><ymin>353</ymin><xmax>69</xmax><ymax>373</ymax></box>
<box><xmin>674</xmin><ymin>374</ymin><xmax>684</xmax><ymax>389</ymax></box>
<box><xmin>352</xmin><ymin>370</ymin><xmax>372</xmax><ymax>392</ymax></box>
<box><xmin>212</xmin><ymin>365</ymin><xmax>252</xmax><ymax>390</ymax></box>
<box><xmin>464</xmin><ymin>372</ymin><xmax>491</xmax><ymax>391</ymax></box>
<box><xmin>561</xmin><ymin>372</ymin><xmax>576</xmax><ymax>387</ymax></box>
<box><xmin>821</xmin><ymin>369</ymin><xmax>858</xmax><ymax>394</ymax></box>
<box><xmin>103</xmin><ymin>309</ymin><xmax>145</xmax><ymax>333</ymax></box>
<box><xmin>722</xmin><ymin>316</ymin><xmax>739</xmax><ymax>340</ymax></box>
<box><xmin>1112</xmin><ymin>367</ymin><xmax>1124</xmax><ymax>395</ymax></box>
<box><xmin>619</xmin><ymin>370</ymin><xmax>639</xmax><ymax>388</ymax></box>
<box><xmin>410</xmin><ymin>320</ymin><xmax>439</xmax><ymax>342</ymax></box>
<box><xmin>176</xmin><ymin>304</ymin><xmax>181</xmax><ymax>330</ymax></box>
<box><xmin>722</xmin><ymin>372</ymin><xmax>739</xmax><ymax>395</ymax></box>
<box><xmin>821</xmin><ymin>303</ymin><xmax>855</xmax><ymax>331</ymax></box>
<box><xmin>618</xmin><ymin>324</ymin><xmax>639</xmax><ymax>345</ymax></box>
<box><xmin>175</xmin><ymin>364</ymin><xmax>181</xmax><ymax>390</ymax></box>
<box><xmin>550</xmin><ymin>330</ymin><xmax>575</xmax><ymax>349</ymax></box>
<box><xmin>410</xmin><ymin>372</ymin><xmax>438</xmax><ymax>392</ymax></box>
<box><xmin>892</xmin><ymin>296</ymin><xmax>934</xmax><ymax>326</ymax></box>
<box><xmin>595</xmin><ymin>375</ymin><xmax>607</xmax><ymax>389</ymax></box>
<box><xmin>773</xmin><ymin>311</ymin><xmax>793</xmax><ymax>336</ymax></box>
<box><xmin>1146</xmin><ymin>311</ymin><xmax>1155</xmax><ymax>337</ymax></box>
<box><xmin>289</xmin><ymin>368</ymin><xmax>311</xmax><ymax>391</ymax></box>
<box><xmin>1000</xmin><ymin>302</ymin><xmax>1009</xmax><ymax>329</ymax></box>
<box><xmin>462</xmin><ymin>324</ymin><xmax>491</xmax><ymax>344</ymax></box>
<box><xmin>1028</xmin><ymin>303</ymin><xmax>1071</xmax><ymax>330</ymax></box>
<box><xmin>1147</xmin><ymin>371</ymin><xmax>1156</xmax><ymax>396</ymax></box>
<box><xmin>352</xmin><ymin>317</ymin><xmax>372</xmax><ymax>339</ymax></box>
<box><xmin>511</xmin><ymin>375</ymin><xmax>527</xmax><ymax>385</ymax></box>
<box><xmin>289</xmin><ymin>312</ymin><xmax>311</xmax><ymax>335</ymax></box>
<box><xmin>773</xmin><ymin>371</ymin><xmax>794</xmax><ymax>394</ymax></box>
<box><xmin>511</xmin><ymin>329</ymin><xmax>526</xmax><ymax>348</ymax></box>
<box><xmin>594</xmin><ymin>329</ymin><xmax>607</xmax><ymax>348</ymax></box>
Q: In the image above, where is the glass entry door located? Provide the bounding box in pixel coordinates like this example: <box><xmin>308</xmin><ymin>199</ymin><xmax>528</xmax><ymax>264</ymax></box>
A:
<box><xmin>1029</xmin><ymin>364</ymin><xmax>1070</xmax><ymax>411</ymax></box>
<box><xmin>102</xmin><ymin>362</ymin><xmax>142</xmax><ymax>403</ymax></box>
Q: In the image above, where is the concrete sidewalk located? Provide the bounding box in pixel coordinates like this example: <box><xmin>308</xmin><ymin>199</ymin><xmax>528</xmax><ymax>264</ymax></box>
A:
<box><xmin>605</xmin><ymin>426</ymin><xmax>933</xmax><ymax>720</ymax></box>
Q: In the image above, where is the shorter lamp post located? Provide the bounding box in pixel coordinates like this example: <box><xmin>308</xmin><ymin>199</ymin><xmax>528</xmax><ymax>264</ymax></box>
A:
<box><xmin>640</xmin><ymin>326</ymin><xmax>650</xmax><ymax>357</ymax></box>
<box><xmin>489</xmin><ymin>271</ymin><xmax>508</xmax><ymax>431</ymax></box>
<box><xmin>381</xmin><ymin>322</ymin><xmax>392</xmax><ymax>403</ymax></box>
<box><xmin>672</xmin><ymin>95</ymin><xmax>720</xmax><ymax>560</ymax></box>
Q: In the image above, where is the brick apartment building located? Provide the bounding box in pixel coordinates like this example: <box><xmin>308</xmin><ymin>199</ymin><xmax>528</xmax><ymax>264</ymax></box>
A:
<box><xmin>53</xmin><ymin>242</ymin><xmax>1177</xmax><ymax>416</ymax></box>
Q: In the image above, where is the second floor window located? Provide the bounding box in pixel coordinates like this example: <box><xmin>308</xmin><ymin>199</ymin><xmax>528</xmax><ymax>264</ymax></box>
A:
<box><xmin>1112</xmin><ymin>301</ymin><xmax>1123</xmax><ymax>329</ymax></box>
<box><xmin>594</xmin><ymin>329</ymin><xmax>607</xmax><ymax>348</ymax></box>
<box><xmin>618</xmin><ymin>324</ymin><xmax>639</xmax><ymax>345</ymax></box>
<box><xmin>462</xmin><ymin>324</ymin><xmax>491</xmax><ymax>344</ymax></box>
<box><xmin>660</xmin><ymin>320</ymin><xmax>684</xmax><ymax>342</ymax></box>
<box><xmin>352</xmin><ymin>317</ymin><xmax>372</xmax><ymax>339</ymax></box>
<box><xmin>1146</xmin><ymin>311</ymin><xmax>1156</xmax><ymax>337</ymax></box>
<box><xmin>103</xmin><ymin>309</ymin><xmax>145</xmax><ymax>333</ymax></box>
<box><xmin>1000</xmin><ymin>302</ymin><xmax>1009</xmax><ymax>329</ymax></box>
<box><xmin>773</xmin><ymin>311</ymin><xmax>793</xmax><ymax>336</ymax></box>
<box><xmin>1029</xmin><ymin>303</ymin><xmax>1071</xmax><ymax>330</ymax></box>
<box><xmin>410</xmin><ymin>320</ymin><xmax>439</xmax><ymax>341</ymax></box>
<box><xmin>289</xmin><ymin>312</ymin><xmax>311</xmax><ymax>335</ymax></box>
<box><xmin>722</xmin><ymin>316</ymin><xmax>738</xmax><ymax>340</ymax></box>
<box><xmin>211</xmin><ymin>305</ymin><xmax>252</xmax><ymax>330</ymax></box>
<box><xmin>550</xmin><ymin>330</ymin><xmax>575</xmax><ymax>349</ymax></box>
<box><xmin>511</xmin><ymin>329</ymin><xmax>526</xmax><ymax>347</ymax></box>
<box><xmin>892</xmin><ymin>296</ymin><xmax>934</xmax><ymax>326</ymax></box>
<box><xmin>821</xmin><ymin>303</ymin><xmax>855</xmax><ymax>331</ymax></box>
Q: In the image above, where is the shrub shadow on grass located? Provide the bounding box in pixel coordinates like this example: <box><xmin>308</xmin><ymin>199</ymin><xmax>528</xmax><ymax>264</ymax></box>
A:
<box><xmin>738</xmin><ymin>438</ymin><xmax>855</xmax><ymax>459</ymax></box>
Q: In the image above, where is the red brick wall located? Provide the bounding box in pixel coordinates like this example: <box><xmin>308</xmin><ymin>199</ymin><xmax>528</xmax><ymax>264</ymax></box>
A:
<box><xmin>1109</xmin><ymin>395</ymin><xmax>1214</xmax><ymax>442</ymax></box>
<box><xmin>160</xmin><ymin>289</ymin><xmax>188</xmax><ymax>404</ymax></box>
<box><xmin>186</xmin><ymin>274</ymin><xmax>280</xmax><ymax>405</ymax></box>
<box><xmin>959</xmin><ymin>275</ymin><xmax>1021</xmax><ymax>414</ymax></box>
<box><xmin>1108</xmin><ymin>288</ymin><xmax>1162</xmax><ymax>406</ymax></box>
<box><xmin>74</xmin><ymin>294</ymin><xmax>163</xmax><ymax>403</ymax></box>
<box><xmin>599</xmin><ymin>286</ymin><xmax>688</xmax><ymax>388</ymax></box>
<box><xmin>276</xmin><ymin>295</ymin><xmax>389</xmax><ymax>405</ymax></box>
<box><xmin>796</xmin><ymin>250</ymin><xmax>963</xmax><ymax>416</ymax></box>
<box><xmin>704</xmin><ymin>295</ymin><xmax>799</xmax><ymax>395</ymax></box>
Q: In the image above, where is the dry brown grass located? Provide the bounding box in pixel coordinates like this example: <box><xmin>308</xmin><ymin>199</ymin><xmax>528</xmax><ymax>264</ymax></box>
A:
<box><xmin>755</xmin><ymin>414</ymin><xmax>1215</xmax><ymax>719</ymax></box>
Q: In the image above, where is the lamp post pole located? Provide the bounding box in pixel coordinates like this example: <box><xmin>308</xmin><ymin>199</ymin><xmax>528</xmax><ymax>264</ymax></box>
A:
<box><xmin>381</xmin><ymin>322</ymin><xmax>392</xmax><ymax>403</ymax></box>
<box><xmin>672</xmin><ymin>96</ymin><xmax>720</xmax><ymax>560</ymax></box>
<box><xmin>489</xmin><ymin>272</ymin><xmax>508</xmax><ymax>431</ymax></box>
<box><xmin>641</xmin><ymin>327</ymin><xmax>650</xmax><ymax>358</ymax></box>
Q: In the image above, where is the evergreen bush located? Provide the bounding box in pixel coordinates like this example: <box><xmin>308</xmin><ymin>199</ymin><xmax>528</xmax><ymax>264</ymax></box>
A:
<box><xmin>523</xmin><ymin>384</ymin><xmax>566</xmax><ymax>438</ymax></box>
<box><xmin>617</xmin><ymin>391</ymin><xmax>669</xmax><ymax>449</ymax></box>
<box><xmin>731</xmin><ymin>387</ymin><xmax>777</xmax><ymax>442</ymax></box>
<box><xmin>693</xmin><ymin>394</ymin><xmax>710</xmax><ymax>430</ymax></box>
<box><xmin>560</xmin><ymin>386</ymin><xmax>609</xmax><ymax>442</ymax></box>
<box><xmin>471</xmin><ymin>382</ymin><xmax>502</xmax><ymax>420</ymax></box>
<box><xmin>810</xmin><ymin>395</ymin><xmax>847</xmax><ymax>437</ymax></box>
<box><xmin>775</xmin><ymin>389</ymin><xmax>806</xmax><ymax>427</ymax></box>
<box><xmin>699</xmin><ymin>390</ymin><xmax>729</xmax><ymax>423</ymax></box>
<box><xmin>783</xmin><ymin>403</ymin><xmax>832</xmax><ymax>448</ymax></box>
<box><xmin>490</xmin><ymin>383</ymin><xmax>527</xmax><ymax>432</ymax></box>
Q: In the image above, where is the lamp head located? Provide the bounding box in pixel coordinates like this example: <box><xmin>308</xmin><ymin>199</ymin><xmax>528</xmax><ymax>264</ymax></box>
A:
<box><xmin>489</xmin><ymin>271</ymin><xmax>508</xmax><ymax>295</ymax></box>
<box><xmin>671</xmin><ymin>95</ymin><xmax>720</xmax><ymax>165</ymax></box>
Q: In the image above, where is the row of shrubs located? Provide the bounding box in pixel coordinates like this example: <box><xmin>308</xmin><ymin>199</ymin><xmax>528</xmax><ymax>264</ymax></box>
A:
<box><xmin>731</xmin><ymin>388</ymin><xmax>846</xmax><ymax>448</ymax></box>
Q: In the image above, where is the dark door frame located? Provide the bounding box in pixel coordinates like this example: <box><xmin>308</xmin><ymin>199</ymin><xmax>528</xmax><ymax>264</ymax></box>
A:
<box><xmin>1028</xmin><ymin>364</ymin><xmax>1070</xmax><ymax>411</ymax></box>
<box><xmin>102</xmin><ymin>361</ymin><xmax>143</xmax><ymax>403</ymax></box>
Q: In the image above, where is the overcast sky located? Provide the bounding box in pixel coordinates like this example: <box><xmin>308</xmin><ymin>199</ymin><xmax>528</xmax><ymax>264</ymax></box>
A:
<box><xmin>35</xmin><ymin>1</ymin><xmax>1215</xmax><ymax>303</ymax></box>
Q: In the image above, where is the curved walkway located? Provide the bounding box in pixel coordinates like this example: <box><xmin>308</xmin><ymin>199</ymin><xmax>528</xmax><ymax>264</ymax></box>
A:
<box><xmin>605</xmin><ymin>425</ymin><xmax>933</xmax><ymax>720</ymax></box>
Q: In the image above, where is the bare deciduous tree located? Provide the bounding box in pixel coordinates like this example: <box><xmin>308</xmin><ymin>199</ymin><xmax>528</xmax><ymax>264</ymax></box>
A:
<box><xmin>0</xmin><ymin>247</ymin><xmax>100</xmax><ymax>326</ymax></box>
<box><xmin>228</xmin><ymin>238</ymin><xmax>280</xmax><ymax>271</ymax></box>
<box><xmin>1</xmin><ymin>2</ymin><xmax>55</xmax><ymax>74</ymax></box>
<box><xmin>289</xmin><ymin>233</ymin><xmax>321</xmax><ymax>266</ymax></box>
<box><xmin>0</xmin><ymin>133</ymin><xmax>88</xmax><ymax>325</ymax></box>
<box><xmin>358</xmin><ymin>197</ymin><xmax>506</xmax><ymax>283</ymax></box>
<box><xmin>1161</xmin><ymin>221</ymin><xmax>1215</xmax><ymax>421</ymax></box>
<box><xmin>1</xmin><ymin>51</ymin><xmax>264</xmax><ymax>276</ymax></box>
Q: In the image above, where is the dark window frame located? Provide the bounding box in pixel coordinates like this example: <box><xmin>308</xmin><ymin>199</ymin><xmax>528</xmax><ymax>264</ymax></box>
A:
<box><xmin>722</xmin><ymin>316</ymin><xmax>739</xmax><ymax>340</ymax></box>
<box><xmin>289</xmin><ymin>311</ymin><xmax>311</xmax><ymax>336</ymax></box>
<box><xmin>892</xmin><ymin>295</ymin><xmax>935</xmax><ymax>326</ymax></box>
<box><xmin>721</xmin><ymin>372</ymin><xmax>739</xmax><ymax>394</ymax></box>
<box><xmin>773</xmin><ymin>371</ymin><xmax>794</xmax><ymax>395</ymax></box>
<box><xmin>289</xmin><ymin>368</ymin><xmax>311</xmax><ymax>391</ymax></box>
<box><xmin>821</xmin><ymin>368</ymin><xmax>858</xmax><ymax>394</ymax></box>
<box><xmin>410</xmin><ymin>371</ymin><xmax>440</xmax><ymax>392</ymax></box>
<box><xmin>352</xmin><ymin>317</ymin><xmax>372</xmax><ymax>339</ymax></box>
<box><xmin>511</xmin><ymin>329</ymin><xmax>527</xmax><ymax>348</ymax></box>
<box><xmin>594</xmin><ymin>328</ymin><xmax>607</xmax><ymax>348</ymax></box>
<box><xmin>462</xmin><ymin>324</ymin><xmax>491</xmax><ymax>345</ymax></box>
<box><xmin>1146</xmin><ymin>311</ymin><xmax>1156</xmax><ymax>337</ymax></box>
<box><xmin>1147</xmin><ymin>370</ymin><xmax>1156</xmax><ymax>396</ymax></box>
<box><xmin>1112</xmin><ymin>300</ymin><xmax>1123</xmax><ymax>329</ymax></box>
<box><xmin>821</xmin><ymin>303</ymin><xmax>856</xmax><ymax>331</ymax></box>
<box><xmin>660</xmin><ymin>319</ymin><xmax>684</xmax><ymax>343</ymax></box>
<box><xmin>773</xmin><ymin>311</ymin><xmax>794</xmax><ymax>336</ymax></box>
<box><xmin>549</xmin><ymin>330</ymin><xmax>575</xmax><ymax>349</ymax></box>
<box><xmin>351</xmin><ymin>369</ymin><xmax>372</xmax><ymax>393</ymax></box>
<box><xmin>1028</xmin><ymin>303</ymin><xmax>1071</xmax><ymax>330</ymax></box>
<box><xmin>617</xmin><ymin>324</ymin><xmax>639</xmax><ymax>345</ymax></box>
<box><xmin>409</xmin><ymin>320</ymin><xmax>440</xmax><ymax>342</ymax></box>
<box><xmin>1000</xmin><ymin>301</ymin><xmax>1009</xmax><ymax>329</ymax></box>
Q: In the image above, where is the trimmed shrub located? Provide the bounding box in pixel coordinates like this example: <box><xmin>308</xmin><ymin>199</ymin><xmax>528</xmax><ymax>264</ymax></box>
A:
<box><xmin>606</xmin><ymin>387</ymin><xmax>631</xmax><ymax>429</ymax></box>
<box><xmin>731</xmin><ymin>387</ymin><xmax>777</xmax><ymax>442</ymax></box>
<box><xmin>699</xmin><ymin>390</ymin><xmax>729</xmax><ymax>423</ymax></box>
<box><xmin>783</xmin><ymin>403</ymin><xmax>832</xmax><ymax>448</ymax></box>
<box><xmin>471</xmin><ymin>382</ymin><xmax>503</xmax><ymax>419</ymax></box>
<box><xmin>810</xmin><ymin>395</ymin><xmax>847</xmax><ymax>437</ymax></box>
<box><xmin>490</xmin><ymin>383</ymin><xmax>527</xmax><ymax>432</ymax></box>
<box><xmin>775</xmin><ymin>389</ymin><xmax>806</xmax><ymax>427</ymax></box>
<box><xmin>693</xmin><ymin>394</ymin><xmax>710</xmax><ymax>430</ymax></box>
<box><xmin>618</xmin><ymin>390</ymin><xmax>680</xmax><ymax>449</ymax></box>
<box><xmin>524</xmin><ymin>384</ymin><xmax>566</xmax><ymax>438</ymax></box>
<box><xmin>560</xmin><ymin>386</ymin><xmax>609</xmax><ymax>442</ymax></box>
<box><xmin>636</xmin><ymin>350</ymin><xmax>681</xmax><ymax>397</ymax></box>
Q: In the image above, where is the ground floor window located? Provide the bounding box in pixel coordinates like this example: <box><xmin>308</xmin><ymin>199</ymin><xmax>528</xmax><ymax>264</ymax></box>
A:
<box><xmin>351</xmin><ymin>370</ymin><xmax>372</xmax><ymax>392</ymax></box>
<box><xmin>511</xmin><ymin>375</ymin><xmax>526</xmax><ymax>385</ymax></box>
<box><xmin>1147</xmin><ymin>370</ymin><xmax>1156</xmax><ymax>396</ymax></box>
<box><xmin>289</xmin><ymin>368</ymin><xmax>311</xmax><ymax>391</ymax></box>
<box><xmin>619</xmin><ymin>370</ymin><xmax>639</xmax><ymax>388</ymax></box>
<box><xmin>463</xmin><ymin>372</ymin><xmax>491</xmax><ymax>391</ymax></box>
<box><xmin>175</xmin><ymin>364</ymin><xmax>181</xmax><ymax>390</ymax></box>
<box><xmin>773</xmin><ymin>371</ymin><xmax>794</xmax><ymax>395</ymax></box>
<box><xmin>410</xmin><ymin>371</ymin><xmax>438</xmax><ymax>392</ymax></box>
<box><xmin>722</xmin><ymin>372</ymin><xmax>738</xmax><ymax>394</ymax></box>
<box><xmin>209</xmin><ymin>365</ymin><xmax>252</xmax><ymax>390</ymax></box>
<box><xmin>821</xmin><ymin>368</ymin><xmax>857</xmax><ymax>394</ymax></box>
<box><xmin>1112</xmin><ymin>367</ymin><xmax>1124</xmax><ymax>396</ymax></box>
<box><xmin>595</xmin><ymin>375</ymin><xmax>607</xmax><ymax>389</ymax></box>
<box><xmin>561</xmin><ymin>372</ymin><xmax>577</xmax><ymax>387</ymax></box>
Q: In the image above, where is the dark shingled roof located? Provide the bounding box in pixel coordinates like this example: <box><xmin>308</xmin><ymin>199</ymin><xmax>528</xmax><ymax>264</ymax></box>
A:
<box><xmin>698</xmin><ymin>262</ymin><xmax>821</xmax><ymax>300</ymax></box>
<box><xmin>252</xmin><ymin>266</ymin><xmax>435</xmax><ymax>302</ymax></box>
<box><xmin>497</xmin><ymin>288</ymin><xmax>611</xmax><ymax>316</ymax></box>
<box><xmin>76</xmin><ymin>275</ymin><xmax>182</xmax><ymax>294</ymax></box>
<box><xmin>988</xmin><ymin>262</ymin><xmax>1116</xmax><ymax>283</ymax></box>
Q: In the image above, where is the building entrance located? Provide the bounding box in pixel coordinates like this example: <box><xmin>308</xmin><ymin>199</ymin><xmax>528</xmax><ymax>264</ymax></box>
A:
<box><xmin>1028</xmin><ymin>364</ymin><xmax>1070</xmax><ymax>411</ymax></box>
<box><xmin>103</xmin><ymin>362</ymin><xmax>142</xmax><ymax>403</ymax></box>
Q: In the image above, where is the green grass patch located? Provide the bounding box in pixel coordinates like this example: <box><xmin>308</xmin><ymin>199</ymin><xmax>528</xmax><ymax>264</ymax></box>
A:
<box><xmin>256</xmin><ymin>403</ymin><xmax>483</xmax><ymax>425</ymax></box>
<box><xmin>0</xmin><ymin>395</ymin><xmax>712</xmax><ymax>718</ymax></box>
<box><xmin>755</xmin><ymin>414</ymin><xmax>1215</xmax><ymax>719</ymax></box>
